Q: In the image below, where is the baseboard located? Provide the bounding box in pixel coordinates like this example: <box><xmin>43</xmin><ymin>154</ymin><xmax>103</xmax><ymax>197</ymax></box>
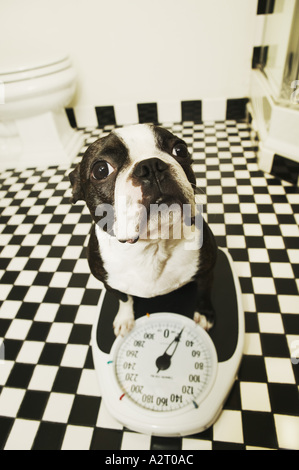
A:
<box><xmin>66</xmin><ymin>98</ymin><xmax>249</xmax><ymax>128</ymax></box>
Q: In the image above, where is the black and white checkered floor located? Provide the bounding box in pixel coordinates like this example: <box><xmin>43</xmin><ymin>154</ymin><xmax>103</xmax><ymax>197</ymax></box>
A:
<box><xmin>0</xmin><ymin>121</ymin><xmax>298</xmax><ymax>450</ymax></box>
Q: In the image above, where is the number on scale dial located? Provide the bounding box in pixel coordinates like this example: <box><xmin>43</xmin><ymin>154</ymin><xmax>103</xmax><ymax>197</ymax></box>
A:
<box><xmin>114</xmin><ymin>315</ymin><xmax>217</xmax><ymax>412</ymax></box>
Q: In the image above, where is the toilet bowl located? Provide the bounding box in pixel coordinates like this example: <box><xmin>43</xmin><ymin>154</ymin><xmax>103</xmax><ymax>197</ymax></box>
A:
<box><xmin>0</xmin><ymin>50</ymin><xmax>83</xmax><ymax>170</ymax></box>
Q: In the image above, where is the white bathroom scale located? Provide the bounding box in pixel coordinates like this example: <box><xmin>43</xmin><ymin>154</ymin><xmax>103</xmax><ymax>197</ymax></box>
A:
<box><xmin>92</xmin><ymin>247</ymin><xmax>244</xmax><ymax>437</ymax></box>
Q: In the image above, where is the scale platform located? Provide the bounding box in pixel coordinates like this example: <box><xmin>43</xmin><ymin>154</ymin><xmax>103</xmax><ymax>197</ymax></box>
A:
<box><xmin>92</xmin><ymin>247</ymin><xmax>244</xmax><ymax>437</ymax></box>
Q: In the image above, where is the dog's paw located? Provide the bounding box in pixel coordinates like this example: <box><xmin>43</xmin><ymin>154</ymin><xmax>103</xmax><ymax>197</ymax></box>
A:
<box><xmin>113</xmin><ymin>298</ymin><xmax>135</xmax><ymax>337</ymax></box>
<box><xmin>193</xmin><ymin>311</ymin><xmax>214</xmax><ymax>331</ymax></box>
<box><xmin>113</xmin><ymin>315</ymin><xmax>135</xmax><ymax>337</ymax></box>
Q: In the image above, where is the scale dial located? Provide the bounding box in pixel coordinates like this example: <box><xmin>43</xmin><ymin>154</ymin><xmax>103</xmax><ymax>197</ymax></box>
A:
<box><xmin>111</xmin><ymin>313</ymin><xmax>218</xmax><ymax>413</ymax></box>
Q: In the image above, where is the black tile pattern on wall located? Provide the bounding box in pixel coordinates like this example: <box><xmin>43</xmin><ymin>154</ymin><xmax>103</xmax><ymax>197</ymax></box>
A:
<box><xmin>252</xmin><ymin>46</ymin><xmax>269</xmax><ymax>69</ymax></box>
<box><xmin>66</xmin><ymin>98</ymin><xmax>251</xmax><ymax>129</ymax></box>
<box><xmin>271</xmin><ymin>154</ymin><xmax>299</xmax><ymax>185</ymax></box>
<box><xmin>257</xmin><ymin>0</ymin><xmax>275</xmax><ymax>15</ymax></box>
<box><xmin>181</xmin><ymin>100</ymin><xmax>202</xmax><ymax>122</ymax></box>
<box><xmin>226</xmin><ymin>98</ymin><xmax>249</xmax><ymax>121</ymax></box>
<box><xmin>95</xmin><ymin>106</ymin><xmax>116</xmax><ymax>127</ymax></box>
<box><xmin>137</xmin><ymin>103</ymin><xmax>159</xmax><ymax>124</ymax></box>
<box><xmin>65</xmin><ymin>108</ymin><xmax>78</xmax><ymax>129</ymax></box>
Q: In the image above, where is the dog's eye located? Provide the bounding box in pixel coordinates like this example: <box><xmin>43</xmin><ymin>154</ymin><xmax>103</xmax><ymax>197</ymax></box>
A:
<box><xmin>172</xmin><ymin>143</ymin><xmax>189</xmax><ymax>158</ymax></box>
<box><xmin>91</xmin><ymin>161</ymin><xmax>114</xmax><ymax>181</ymax></box>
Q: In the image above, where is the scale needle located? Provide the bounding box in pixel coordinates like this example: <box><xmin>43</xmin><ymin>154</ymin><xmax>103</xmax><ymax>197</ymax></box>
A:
<box><xmin>156</xmin><ymin>328</ymin><xmax>184</xmax><ymax>373</ymax></box>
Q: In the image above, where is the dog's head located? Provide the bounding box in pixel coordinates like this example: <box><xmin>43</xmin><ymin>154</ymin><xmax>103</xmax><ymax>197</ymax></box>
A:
<box><xmin>69</xmin><ymin>124</ymin><xmax>197</xmax><ymax>243</ymax></box>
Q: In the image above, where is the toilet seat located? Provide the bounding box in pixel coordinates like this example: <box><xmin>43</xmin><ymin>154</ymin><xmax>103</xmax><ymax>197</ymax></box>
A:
<box><xmin>0</xmin><ymin>50</ymin><xmax>72</xmax><ymax>83</ymax></box>
<box><xmin>0</xmin><ymin>49</ymin><xmax>76</xmax><ymax>112</ymax></box>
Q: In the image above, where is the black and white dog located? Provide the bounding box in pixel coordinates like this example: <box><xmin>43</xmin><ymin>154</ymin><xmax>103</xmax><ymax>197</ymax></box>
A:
<box><xmin>69</xmin><ymin>124</ymin><xmax>217</xmax><ymax>336</ymax></box>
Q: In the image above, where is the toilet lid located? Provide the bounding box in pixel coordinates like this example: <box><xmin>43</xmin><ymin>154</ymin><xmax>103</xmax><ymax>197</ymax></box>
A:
<box><xmin>0</xmin><ymin>49</ymin><xmax>71</xmax><ymax>82</ymax></box>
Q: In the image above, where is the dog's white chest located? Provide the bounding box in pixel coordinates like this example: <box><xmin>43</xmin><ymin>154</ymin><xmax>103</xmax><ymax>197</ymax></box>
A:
<box><xmin>95</xmin><ymin>225</ymin><xmax>199</xmax><ymax>298</ymax></box>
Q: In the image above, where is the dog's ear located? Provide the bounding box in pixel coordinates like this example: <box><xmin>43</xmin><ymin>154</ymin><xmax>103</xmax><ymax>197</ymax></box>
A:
<box><xmin>69</xmin><ymin>164</ymin><xmax>84</xmax><ymax>203</ymax></box>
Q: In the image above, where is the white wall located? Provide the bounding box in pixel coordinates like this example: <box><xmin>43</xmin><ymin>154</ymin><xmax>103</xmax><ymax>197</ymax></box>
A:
<box><xmin>0</xmin><ymin>0</ymin><xmax>258</xmax><ymax>123</ymax></box>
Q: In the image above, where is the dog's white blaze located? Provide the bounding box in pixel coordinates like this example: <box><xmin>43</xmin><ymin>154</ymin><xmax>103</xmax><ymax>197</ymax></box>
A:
<box><xmin>114</xmin><ymin>124</ymin><xmax>159</xmax><ymax>162</ymax></box>
<box><xmin>112</xmin><ymin>124</ymin><xmax>195</xmax><ymax>240</ymax></box>
<box><xmin>114</xmin><ymin>177</ymin><xmax>143</xmax><ymax>240</ymax></box>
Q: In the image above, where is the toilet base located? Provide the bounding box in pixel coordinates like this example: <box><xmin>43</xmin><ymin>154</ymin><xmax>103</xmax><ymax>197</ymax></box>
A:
<box><xmin>0</xmin><ymin>109</ymin><xmax>84</xmax><ymax>170</ymax></box>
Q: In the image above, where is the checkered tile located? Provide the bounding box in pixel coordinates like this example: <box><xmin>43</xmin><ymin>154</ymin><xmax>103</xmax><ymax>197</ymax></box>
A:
<box><xmin>0</xmin><ymin>121</ymin><xmax>298</xmax><ymax>450</ymax></box>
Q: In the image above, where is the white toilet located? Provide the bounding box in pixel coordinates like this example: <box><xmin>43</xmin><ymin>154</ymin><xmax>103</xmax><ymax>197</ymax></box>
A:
<box><xmin>0</xmin><ymin>50</ymin><xmax>83</xmax><ymax>170</ymax></box>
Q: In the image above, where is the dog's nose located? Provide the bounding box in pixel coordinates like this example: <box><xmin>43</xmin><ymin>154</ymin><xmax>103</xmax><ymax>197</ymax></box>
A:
<box><xmin>133</xmin><ymin>158</ymin><xmax>169</xmax><ymax>183</ymax></box>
